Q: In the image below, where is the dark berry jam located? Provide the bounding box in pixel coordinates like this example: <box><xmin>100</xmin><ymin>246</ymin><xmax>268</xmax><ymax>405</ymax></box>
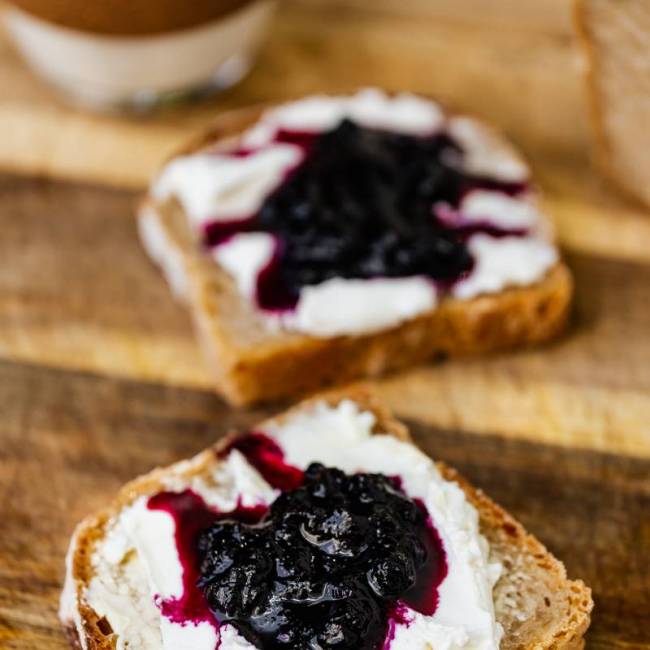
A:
<box><xmin>218</xmin><ymin>432</ymin><xmax>305</xmax><ymax>491</ymax></box>
<box><xmin>197</xmin><ymin>462</ymin><xmax>446</xmax><ymax>650</ymax></box>
<box><xmin>148</xmin><ymin>433</ymin><xmax>447</xmax><ymax>649</ymax></box>
<box><xmin>204</xmin><ymin>119</ymin><xmax>528</xmax><ymax>311</ymax></box>
<box><xmin>147</xmin><ymin>490</ymin><xmax>267</xmax><ymax>631</ymax></box>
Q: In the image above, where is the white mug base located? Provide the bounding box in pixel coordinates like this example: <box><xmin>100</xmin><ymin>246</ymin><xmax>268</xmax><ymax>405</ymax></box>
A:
<box><xmin>3</xmin><ymin>1</ymin><xmax>275</xmax><ymax>111</ymax></box>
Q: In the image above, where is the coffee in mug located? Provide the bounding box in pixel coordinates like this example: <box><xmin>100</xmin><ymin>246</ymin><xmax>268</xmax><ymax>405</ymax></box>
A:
<box><xmin>2</xmin><ymin>0</ymin><xmax>276</xmax><ymax>110</ymax></box>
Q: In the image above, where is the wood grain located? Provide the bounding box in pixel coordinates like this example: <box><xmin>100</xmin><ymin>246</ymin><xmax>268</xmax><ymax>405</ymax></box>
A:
<box><xmin>0</xmin><ymin>359</ymin><xmax>647</xmax><ymax>648</ymax></box>
<box><xmin>3</xmin><ymin>174</ymin><xmax>650</xmax><ymax>458</ymax></box>
<box><xmin>4</xmin><ymin>10</ymin><xmax>650</xmax><ymax>267</ymax></box>
<box><xmin>293</xmin><ymin>0</ymin><xmax>573</xmax><ymax>33</ymax></box>
<box><xmin>0</xmin><ymin>3</ymin><xmax>649</xmax><ymax>646</ymax></box>
<box><xmin>4</xmin><ymin>0</ymin><xmax>650</xmax><ymax>266</ymax></box>
<box><xmin>0</xmin><ymin>0</ymin><xmax>585</xmax><ymax>188</ymax></box>
<box><xmin>537</xmin><ymin>157</ymin><xmax>650</xmax><ymax>264</ymax></box>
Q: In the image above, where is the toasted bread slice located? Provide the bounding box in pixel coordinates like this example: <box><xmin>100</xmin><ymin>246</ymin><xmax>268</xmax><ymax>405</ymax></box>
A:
<box><xmin>139</xmin><ymin>102</ymin><xmax>573</xmax><ymax>406</ymax></box>
<box><xmin>574</xmin><ymin>0</ymin><xmax>650</xmax><ymax>207</ymax></box>
<box><xmin>60</xmin><ymin>391</ymin><xmax>592</xmax><ymax>650</ymax></box>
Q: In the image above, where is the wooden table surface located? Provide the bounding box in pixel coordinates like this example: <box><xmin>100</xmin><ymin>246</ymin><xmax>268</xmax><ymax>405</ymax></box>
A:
<box><xmin>0</xmin><ymin>1</ymin><xmax>649</xmax><ymax>648</ymax></box>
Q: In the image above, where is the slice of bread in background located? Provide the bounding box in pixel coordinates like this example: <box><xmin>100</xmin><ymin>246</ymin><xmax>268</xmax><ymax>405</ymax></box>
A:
<box><xmin>60</xmin><ymin>391</ymin><xmax>592</xmax><ymax>650</ymax></box>
<box><xmin>139</xmin><ymin>104</ymin><xmax>573</xmax><ymax>406</ymax></box>
<box><xmin>575</xmin><ymin>0</ymin><xmax>650</xmax><ymax>207</ymax></box>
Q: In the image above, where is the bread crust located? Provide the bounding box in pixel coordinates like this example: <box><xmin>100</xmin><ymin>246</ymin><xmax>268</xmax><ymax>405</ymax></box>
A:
<box><xmin>140</xmin><ymin>200</ymin><xmax>572</xmax><ymax>407</ymax></box>
<box><xmin>573</xmin><ymin>0</ymin><xmax>650</xmax><ymax>208</ymax></box>
<box><xmin>139</xmin><ymin>100</ymin><xmax>573</xmax><ymax>406</ymax></box>
<box><xmin>60</xmin><ymin>390</ymin><xmax>592</xmax><ymax>649</ymax></box>
<box><xmin>573</xmin><ymin>0</ymin><xmax>618</xmax><ymax>194</ymax></box>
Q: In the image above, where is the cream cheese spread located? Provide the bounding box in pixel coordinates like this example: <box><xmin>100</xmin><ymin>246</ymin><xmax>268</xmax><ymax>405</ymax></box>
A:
<box><xmin>74</xmin><ymin>400</ymin><xmax>503</xmax><ymax>650</ymax></box>
<box><xmin>150</xmin><ymin>89</ymin><xmax>557</xmax><ymax>338</ymax></box>
<box><xmin>213</xmin><ymin>232</ymin><xmax>438</xmax><ymax>336</ymax></box>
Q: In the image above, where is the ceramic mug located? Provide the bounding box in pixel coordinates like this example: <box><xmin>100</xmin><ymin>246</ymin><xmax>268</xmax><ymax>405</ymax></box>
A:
<box><xmin>2</xmin><ymin>0</ymin><xmax>276</xmax><ymax>110</ymax></box>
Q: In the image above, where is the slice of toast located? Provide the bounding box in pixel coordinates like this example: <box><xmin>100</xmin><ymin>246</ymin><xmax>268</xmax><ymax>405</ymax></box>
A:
<box><xmin>574</xmin><ymin>0</ymin><xmax>650</xmax><ymax>207</ymax></box>
<box><xmin>139</xmin><ymin>102</ymin><xmax>573</xmax><ymax>406</ymax></box>
<box><xmin>60</xmin><ymin>391</ymin><xmax>592</xmax><ymax>650</ymax></box>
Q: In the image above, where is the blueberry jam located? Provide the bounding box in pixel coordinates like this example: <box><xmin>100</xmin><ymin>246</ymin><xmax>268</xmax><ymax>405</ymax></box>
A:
<box><xmin>147</xmin><ymin>490</ymin><xmax>267</xmax><ymax>629</ymax></box>
<box><xmin>197</xmin><ymin>462</ymin><xmax>446</xmax><ymax>650</ymax></box>
<box><xmin>205</xmin><ymin>119</ymin><xmax>528</xmax><ymax>311</ymax></box>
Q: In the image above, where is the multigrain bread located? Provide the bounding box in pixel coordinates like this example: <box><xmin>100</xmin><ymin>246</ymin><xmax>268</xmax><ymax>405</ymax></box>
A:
<box><xmin>139</xmin><ymin>102</ymin><xmax>573</xmax><ymax>406</ymax></box>
<box><xmin>574</xmin><ymin>0</ymin><xmax>650</xmax><ymax>207</ymax></box>
<box><xmin>60</xmin><ymin>390</ymin><xmax>592</xmax><ymax>650</ymax></box>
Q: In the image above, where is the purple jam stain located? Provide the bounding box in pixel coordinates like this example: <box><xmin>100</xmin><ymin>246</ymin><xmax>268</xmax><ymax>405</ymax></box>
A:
<box><xmin>382</xmin><ymin>482</ymin><xmax>448</xmax><ymax>617</ymax></box>
<box><xmin>469</xmin><ymin>175</ymin><xmax>528</xmax><ymax>198</ymax></box>
<box><xmin>202</xmin><ymin>129</ymin><xmax>320</xmax><ymax>249</ymax></box>
<box><xmin>446</xmin><ymin>221</ymin><xmax>527</xmax><ymax>240</ymax></box>
<box><xmin>433</xmin><ymin>203</ymin><xmax>528</xmax><ymax>241</ymax></box>
<box><xmin>203</xmin><ymin>218</ymin><xmax>256</xmax><ymax>247</ymax></box>
<box><xmin>255</xmin><ymin>240</ymin><xmax>300</xmax><ymax>311</ymax></box>
<box><xmin>382</xmin><ymin>604</ymin><xmax>412</xmax><ymax>650</ymax></box>
<box><xmin>200</xmin><ymin>118</ymin><xmax>531</xmax><ymax>313</ymax></box>
<box><xmin>400</xmin><ymin>500</ymin><xmax>448</xmax><ymax>617</ymax></box>
<box><xmin>146</xmin><ymin>490</ymin><xmax>267</xmax><ymax>639</ymax></box>
<box><xmin>218</xmin><ymin>432</ymin><xmax>305</xmax><ymax>491</ymax></box>
<box><xmin>274</xmin><ymin>128</ymin><xmax>322</xmax><ymax>150</ymax></box>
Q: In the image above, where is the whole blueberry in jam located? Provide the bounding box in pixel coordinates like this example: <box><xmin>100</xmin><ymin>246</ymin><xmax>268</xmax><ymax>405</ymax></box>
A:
<box><xmin>205</xmin><ymin>119</ymin><xmax>527</xmax><ymax>311</ymax></box>
<box><xmin>197</xmin><ymin>463</ymin><xmax>445</xmax><ymax>650</ymax></box>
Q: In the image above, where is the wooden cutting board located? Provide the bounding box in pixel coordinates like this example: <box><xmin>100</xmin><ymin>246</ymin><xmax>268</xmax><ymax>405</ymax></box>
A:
<box><xmin>1</xmin><ymin>176</ymin><xmax>650</xmax><ymax>648</ymax></box>
<box><xmin>0</xmin><ymin>0</ymin><xmax>579</xmax><ymax>190</ymax></box>
<box><xmin>3</xmin><ymin>174</ymin><xmax>650</xmax><ymax>459</ymax></box>
<box><xmin>1</xmin><ymin>0</ymin><xmax>650</xmax><ymax>647</ymax></box>
<box><xmin>0</xmin><ymin>359</ymin><xmax>648</xmax><ymax>649</ymax></box>
<box><xmin>2</xmin><ymin>0</ymin><xmax>650</xmax><ymax>264</ymax></box>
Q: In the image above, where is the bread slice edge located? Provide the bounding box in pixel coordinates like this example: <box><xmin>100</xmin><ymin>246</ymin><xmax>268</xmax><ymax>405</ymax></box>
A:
<box><xmin>573</xmin><ymin>0</ymin><xmax>650</xmax><ymax>208</ymax></box>
<box><xmin>137</xmin><ymin>98</ymin><xmax>574</xmax><ymax>405</ymax></box>
<box><xmin>60</xmin><ymin>389</ymin><xmax>592</xmax><ymax>650</ymax></box>
<box><xmin>139</xmin><ymin>197</ymin><xmax>573</xmax><ymax>406</ymax></box>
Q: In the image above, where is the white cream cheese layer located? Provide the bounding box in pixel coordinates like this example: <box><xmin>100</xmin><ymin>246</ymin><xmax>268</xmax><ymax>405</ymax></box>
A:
<box><xmin>267</xmin><ymin>400</ymin><xmax>503</xmax><ymax>650</ymax></box>
<box><xmin>81</xmin><ymin>400</ymin><xmax>502</xmax><ymax>650</ymax></box>
<box><xmin>452</xmin><ymin>235</ymin><xmax>558</xmax><ymax>301</ymax></box>
<box><xmin>446</xmin><ymin>117</ymin><xmax>528</xmax><ymax>183</ymax></box>
<box><xmin>213</xmin><ymin>232</ymin><xmax>438</xmax><ymax>336</ymax></box>
<box><xmin>241</xmin><ymin>88</ymin><xmax>445</xmax><ymax>147</ymax></box>
<box><xmin>153</xmin><ymin>145</ymin><xmax>303</xmax><ymax>226</ymax></box>
<box><xmin>285</xmin><ymin>276</ymin><xmax>437</xmax><ymax>337</ymax></box>
<box><xmin>84</xmin><ymin>451</ymin><xmax>277</xmax><ymax>650</ymax></box>
<box><xmin>151</xmin><ymin>89</ymin><xmax>556</xmax><ymax>338</ymax></box>
<box><xmin>454</xmin><ymin>191</ymin><xmax>545</xmax><ymax>233</ymax></box>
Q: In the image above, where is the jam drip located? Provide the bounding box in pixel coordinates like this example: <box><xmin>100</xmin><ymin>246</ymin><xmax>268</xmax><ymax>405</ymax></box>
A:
<box><xmin>147</xmin><ymin>491</ymin><xmax>267</xmax><ymax>629</ymax></box>
<box><xmin>197</xmin><ymin>462</ymin><xmax>446</xmax><ymax>650</ymax></box>
<box><xmin>204</xmin><ymin>119</ymin><xmax>528</xmax><ymax>311</ymax></box>
<box><xmin>218</xmin><ymin>432</ymin><xmax>305</xmax><ymax>491</ymax></box>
